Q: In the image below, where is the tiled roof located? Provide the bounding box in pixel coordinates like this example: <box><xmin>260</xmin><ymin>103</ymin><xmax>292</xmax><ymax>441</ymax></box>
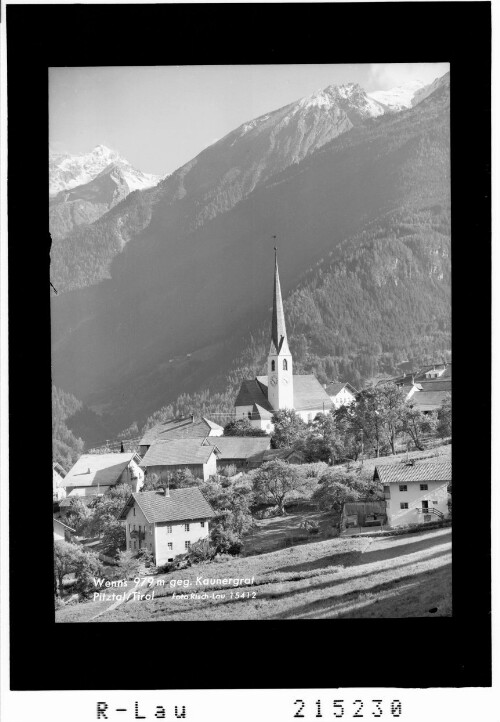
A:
<box><xmin>120</xmin><ymin>489</ymin><xmax>215</xmax><ymax>524</ymax></box>
<box><xmin>139</xmin><ymin>416</ymin><xmax>223</xmax><ymax>447</ymax></box>
<box><xmin>416</xmin><ymin>379</ymin><xmax>451</xmax><ymax>393</ymax></box>
<box><xmin>325</xmin><ymin>382</ymin><xmax>358</xmax><ymax>397</ymax></box>
<box><xmin>63</xmin><ymin>453</ymin><xmax>137</xmax><ymax>488</ymax></box>
<box><xmin>410</xmin><ymin>389</ymin><xmax>450</xmax><ymax>410</ymax></box>
<box><xmin>204</xmin><ymin>436</ymin><xmax>270</xmax><ymax>460</ymax></box>
<box><xmin>374</xmin><ymin>459</ymin><xmax>451</xmax><ymax>484</ymax></box>
<box><xmin>140</xmin><ymin>439</ymin><xmax>216</xmax><ymax>467</ymax></box>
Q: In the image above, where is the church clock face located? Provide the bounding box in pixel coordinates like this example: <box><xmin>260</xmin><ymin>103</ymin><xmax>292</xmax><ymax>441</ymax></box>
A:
<box><xmin>270</xmin><ymin>376</ymin><xmax>278</xmax><ymax>386</ymax></box>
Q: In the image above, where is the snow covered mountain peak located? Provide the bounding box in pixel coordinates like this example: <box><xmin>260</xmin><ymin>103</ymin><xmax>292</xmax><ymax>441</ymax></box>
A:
<box><xmin>49</xmin><ymin>145</ymin><xmax>160</xmax><ymax>196</ymax></box>
<box><xmin>367</xmin><ymin>79</ymin><xmax>427</xmax><ymax>111</ymax></box>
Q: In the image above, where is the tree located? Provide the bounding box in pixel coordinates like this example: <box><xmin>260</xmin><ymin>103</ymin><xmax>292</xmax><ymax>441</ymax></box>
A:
<box><xmin>86</xmin><ymin>484</ymin><xmax>131</xmax><ymax>537</ymax></box>
<box><xmin>223</xmin><ymin>419</ymin><xmax>268</xmax><ymax>437</ymax></box>
<box><xmin>400</xmin><ymin>404</ymin><xmax>437</xmax><ymax>450</ymax></box>
<box><xmin>73</xmin><ymin>550</ymin><xmax>104</xmax><ymax>598</ymax></box>
<box><xmin>101</xmin><ymin>520</ymin><xmax>126</xmax><ymax>557</ymax></box>
<box><xmin>348</xmin><ymin>388</ymin><xmax>386</xmax><ymax>458</ymax></box>
<box><xmin>376</xmin><ymin>383</ymin><xmax>407</xmax><ymax>454</ymax></box>
<box><xmin>252</xmin><ymin>459</ymin><xmax>304</xmax><ymax>515</ymax></box>
<box><xmin>312</xmin><ymin>468</ymin><xmax>380</xmax><ymax>512</ymax></box>
<box><xmin>65</xmin><ymin>497</ymin><xmax>92</xmax><ymax>536</ymax></box>
<box><xmin>117</xmin><ymin>549</ymin><xmax>141</xmax><ymax>580</ymax></box>
<box><xmin>298</xmin><ymin>411</ymin><xmax>343</xmax><ymax>463</ymax></box>
<box><xmin>437</xmin><ymin>393</ymin><xmax>452</xmax><ymax>438</ymax></box>
<box><xmin>271</xmin><ymin>409</ymin><xmax>307</xmax><ymax>449</ymax></box>
<box><xmin>54</xmin><ymin>540</ymin><xmax>82</xmax><ymax>597</ymax></box>
<box><xmin>199</xmin><ymin>478</ymin><xmax>254</xmax><ymax>554</ymax></box>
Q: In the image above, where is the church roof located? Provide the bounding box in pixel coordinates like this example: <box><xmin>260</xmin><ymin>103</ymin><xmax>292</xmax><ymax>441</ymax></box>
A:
<box><xmin>235</xmin><ymin>374</ymin><xmax>333</xmax><ymax>414</ymax></box>
<box><xmin>234</xmin><ymin>379</ymin><xmax>273</xmax><ymax>411</ymax></box>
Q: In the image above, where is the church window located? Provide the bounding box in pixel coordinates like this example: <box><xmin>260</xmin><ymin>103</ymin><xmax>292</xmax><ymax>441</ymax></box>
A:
<box><xmin>283</xmin><ymin>359</ymin><xmax>288</xmax><ymax>371</ymax></box>
<box><xmin>271</xmin><ymin>360</ymin><xmax>275</xmax><ymax>371</ymax></box>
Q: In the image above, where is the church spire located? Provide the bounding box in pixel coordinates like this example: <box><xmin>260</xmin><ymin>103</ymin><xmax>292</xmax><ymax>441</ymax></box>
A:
<box><xmin>271</xmin><ymin>246</ymin><xmax>288</xmax><ymax>354</ymax></box>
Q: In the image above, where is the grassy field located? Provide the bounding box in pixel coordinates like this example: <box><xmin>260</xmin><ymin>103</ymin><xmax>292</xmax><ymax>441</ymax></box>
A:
<box><xmin>56</xmin><ymin>526</ymin><xmax>451</xmax><ymax>622</ymax></box>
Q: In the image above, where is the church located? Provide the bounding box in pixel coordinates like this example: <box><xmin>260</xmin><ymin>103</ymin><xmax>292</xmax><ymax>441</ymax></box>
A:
<box><xmin>234</xmin><ymin>250</ymin><xmax>333</xmax><ymax>432</ymax></box>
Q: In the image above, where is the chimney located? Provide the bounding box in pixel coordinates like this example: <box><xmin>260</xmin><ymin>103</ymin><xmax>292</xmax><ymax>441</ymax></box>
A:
<box><xmin>157</xmin><ymin>486</ymin><xmax>170</xmax><ymax>497</ymax></box>
<box><xmin>120</xmin><ymin>441</ymin><xmax>125</xmax><ymax>453</ymax></box>
<box><xmin>87</xmin><ymin>467</ymin><xmax>91</xmax><ymax>474</ymax></box>
<box><xmin>191</xmin><ymin>414</ymin><xmax>194</xmax><ymax>423</ymax></box>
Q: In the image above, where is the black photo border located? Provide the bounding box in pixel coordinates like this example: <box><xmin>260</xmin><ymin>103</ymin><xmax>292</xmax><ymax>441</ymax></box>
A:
<box><xmin>7</xmin><ymin>1</ymin><xmax>491</xmax><ymax>691</ymax></box>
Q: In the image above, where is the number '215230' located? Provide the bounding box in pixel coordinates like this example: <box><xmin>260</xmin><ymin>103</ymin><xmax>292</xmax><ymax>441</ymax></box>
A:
<box><xmin>294</xmin><ymin>699</ymin><xmax>403</xmax><ymax>719</ymax></box>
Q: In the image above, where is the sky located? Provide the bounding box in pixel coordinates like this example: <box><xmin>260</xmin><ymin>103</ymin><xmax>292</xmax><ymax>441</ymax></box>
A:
<box><xmin>50</xmin><ymin>63</ymin><xmax>449</xmax><ymax>177</ymax></box>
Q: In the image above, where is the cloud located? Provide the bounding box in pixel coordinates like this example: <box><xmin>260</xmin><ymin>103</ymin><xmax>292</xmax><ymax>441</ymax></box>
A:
<box><xmin>368</xmin><ymin>63</ymin><xmax>449</xmax><ymax>90</ymax></box>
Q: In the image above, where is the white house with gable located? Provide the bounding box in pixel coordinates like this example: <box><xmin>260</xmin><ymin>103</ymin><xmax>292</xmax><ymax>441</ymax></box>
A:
<box><xmin>374</xmin><ymin>458</ymin><xmax>451</xmax><ymax>528</ymax></box>
<box><xmin>118</xmin><ymin>488</ymin><xmax>215</xmax><ymax>566</ymax></box>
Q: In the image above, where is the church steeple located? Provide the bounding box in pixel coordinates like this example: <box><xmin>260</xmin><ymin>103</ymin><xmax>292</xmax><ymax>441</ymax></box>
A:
<box><xmin>271</xmin><ymin>247</ymin><xmax>290</xmax><ymax>355</ymax></box>
<box><xmin>267</xmin><ymin>246</ymin><xmax>294</xmax><ymax>410</ymax></box>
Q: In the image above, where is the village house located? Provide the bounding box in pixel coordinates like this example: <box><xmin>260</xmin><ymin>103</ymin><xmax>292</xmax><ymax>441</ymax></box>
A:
<box><xmin>374</xmin><ymin>457</ymin><xmax>451</xmax><ymax>528</ymax></box>
<box><xmin>140</xmin><ymin>438</ymin><xmax>219</xmax><ymax>481</ymax></box>
<box><xmin>234</xmin><ymin>250</ymin><xmax>333</xmax><ymax>430</ymax></box>
<box><xmin>203</xmin><ymin>436</ymin><xmax>271</xmax><ymax>471</ymax></box>
<box><xmin>138</xmin><ymin>415</ymin><xmax>223</xmax><ymax>457</ymax></box>
<box><xmin>62</xmin><ymin>452</ymin><xmax>144</xmax><ymax>499</ymax></box>
<box><xmin>53</xmin><ymin>517</ymin><xmax>74</xmax><ymax>542</ymax></box>
<box><xmin>53</xmin><ymin>462</ymin><xmax>67</xmax><ymax>501</ymax></box>
<box><xmin>118</xmin><ymin>488</ymin><xmax>215</xmax><ymax>565</ymax></box>
<box><xmin>377</xmin><ymin>362</ymin><xmax>451</xmax><ymax>413</ymax></box>
<box><xmin>324</xmin><ymin>382</ymin><xmax>357</xmax><ymax>409</ymax></box>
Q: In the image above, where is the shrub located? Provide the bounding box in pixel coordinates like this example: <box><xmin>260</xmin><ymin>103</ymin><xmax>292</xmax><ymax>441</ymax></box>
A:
<box><xmin>117</xmin><ymin>550</ymin><xmax>141</xmax><ymax>579</ymax></box>
<box><xmin>220</xmin><ymin>464</ymin><xmax>238</xmax><ymax>478</ymax></box>
<box><xmin>187</xmin><ymin>537</ymin><xmax>217</xmax><ymax>563</ymax></box>
<box><xmin>73</xmin><ymin>549</ymin><xmax>104</xmax><ymax>599</ymax></box>
<box><xmin>136</xmin><ymin>547</ymin><xmax>156</xmax><ymax>569</ymax></box>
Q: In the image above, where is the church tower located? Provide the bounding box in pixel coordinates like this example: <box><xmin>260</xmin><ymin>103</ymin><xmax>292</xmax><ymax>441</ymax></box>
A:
<box><xmin>267</xmin><ymin>248</ymin><xmax>294</xmax><ymax>410</ymax></box>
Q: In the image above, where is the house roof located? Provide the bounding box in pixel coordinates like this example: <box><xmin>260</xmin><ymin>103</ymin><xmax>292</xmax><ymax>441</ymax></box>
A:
<box><xmin>415</xmin><ymin>379</ymin><xmax>451</xmax><ymax>393</ymax></box>
<box><xmin>139</xmin><ymin>416</ymin><xmax>223</xmax><ymax>447</ymax></box>
<box><xmin>119</xmin><ymin>489</ymin><xmax>215</xmax><ymax>524</ymax></box>
<box><xmin>410</xmin><ymin>389</ymin><xmax>450</xmax><ymax>411</ymax></box>
<box><xmin>252</xmin><ymin>403</ymin><xmax>274</xmax><ymax>420</ymax></box>
<box><xmin>247</xmin><ymin>448</ymin><xmax>305</xmax><ymax>464</ymax></box>
<box><xmin>325</xmin><ymin>382</ymin><xmax>357</xmax><ymax>397</ymax></box>
<box><xmin>204</xmin><ymin>436</ymin><xmax>270</xmax><ymax>460</ymax></box>
<box><xmin>53</xmin><ymin>517</ymin><xmax>75</xmax><ymax>532</ymax></box>
<box><xmin>374</xmin><ymin>459</ymin><xmax>451</xmax><ymax>484</ymax></box>
<box><xmin>63</xmin><ymin>453</ymin><xmax>138</xmax><ymax>488</ymax></box>
<box><xmin>140</xmin><ymin>439</ymin><xmax>217</xmax><ymax>468</ymax></box>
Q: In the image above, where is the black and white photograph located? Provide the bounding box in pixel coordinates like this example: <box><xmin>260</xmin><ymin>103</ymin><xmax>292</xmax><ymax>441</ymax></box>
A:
<box><xmin>4</xmin><ymin>0</ymin><xmax>493</xmax><ymax>712</ymax></box>
<box><xmin>49</xmin><ymin>61</ymin><xmax>454</xmax><ymax>623</ymax></box>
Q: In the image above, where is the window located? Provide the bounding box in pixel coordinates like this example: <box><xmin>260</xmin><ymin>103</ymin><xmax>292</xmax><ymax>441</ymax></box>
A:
<box><xmin>420</xmin><ymin>484</ymin><xmax>428</xmax><ymax>491</ymax></box>
<box><xmin>283</xmin><ymin>359</ymin><xmax>288</xmax><ymax>371</ymax></box>
<box><xmin>133</xmin><ymin>541</ymin><xmax>137</xmax><ymax>549</ymax></box>
<box><xmin>399</xmin><ymin>485</ymin><xmax>407</xmax><ymax>492</ymax></box>
<box><xmin>168</xmin><ymin>543</ymin><xmax>173</xmax><ymax>550</ymax></box>
<box><xmin>400</xmin><ymin>502</ymin><xmax>409</xmax><ymax>509</ymax></box>
<box><xmin>201</xmin><ymin>521</ymin><xmax>205</xmax><ymax>528</ymax></box>
<box><xmin>248</xmin><ymin>411</ymin><xmax>252</xmax><ymax>419</ymax></box>
<box><xmin>167</xmin><ymin>525</ymin><xmax>172</xmax><ymax>533</ymax></box>
<box><xmin>133</xmin><ymin>507</ymin><xmax>136</xmax><ymax>516</ymax></box>
<box><xmin>432</xmin><ymin>500</ymin><xmax>438</xmax><ymax>505</ymax></box>
<box><xmin>185</xmin><ymin>523</ymin><xmax>190</xmax><ymax>532</ymax></box>
<box><xmin>185</xmin><ymin>541</ymin><xmax>191</xmax><ymax>550</ymax></box>
<box><xmin>128</xmin><ymin>524</ymin><xmax>131</xmax><ymax>531</ymax></box>
<box><xmin>133</xmin><ymin>524</ymin><xmax>136</xmax><ymax>531</ymax></box>
<box><xmin>129</xmin><ymin>541</ymin><xmax>132</xmax><ymax>549</ymax></box>
<box><xmin>271</xmin><ymin>360</ymin><xmax>275</xmax><ymax>371</ymax></box>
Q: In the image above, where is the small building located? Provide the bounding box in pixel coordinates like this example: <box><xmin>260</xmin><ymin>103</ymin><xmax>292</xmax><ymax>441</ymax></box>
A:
<box><xmin>324</xmin><ymin>382</ymin><xmax>357</xmax><ymax>409</ymax></box>
<box><xmin>118</xmin><ymin>488</ymin><xmax>215</xmax><ymax>566</ymax></box>
<box><xmin>140</xmin><ymin>439</ymin><xmax>218</xmax><ymax>481</ymax></box>
<box><xmin>62</xmin><ymin>453</ymin><xmax>144</xmax><ymax>499</ymax></box>
<box><xmin>53</xmin><ymin>517</ymin><xmax>75</xmax><ymax>542</ymax></box>
<box><xmin>203</xmin><ymin>436</ymin><xmax>271</xmax><ymax>471</ymax></box>
<box><xmin>247</xmin><ymin>447</ymin><xmax>305</xmax><ymax>468</ymax></box>
<box><xmin>53</xmin><ymin>462</ymin><xmax>67</xmax><ymax>501</ymax></box>
<box><xmin>340</xmin><ymin>501</ymin><xmax>387</xmax><ymax>531</ymax></box>
<box><xmin>138</xmin><ymin>415</ymin><xmax>223</xmax><ymax>457</ymax></box>
<box><xmin>374</xmin><ymin>458</ymin><xmax>451</xmax><ymax>528</ymax></box>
